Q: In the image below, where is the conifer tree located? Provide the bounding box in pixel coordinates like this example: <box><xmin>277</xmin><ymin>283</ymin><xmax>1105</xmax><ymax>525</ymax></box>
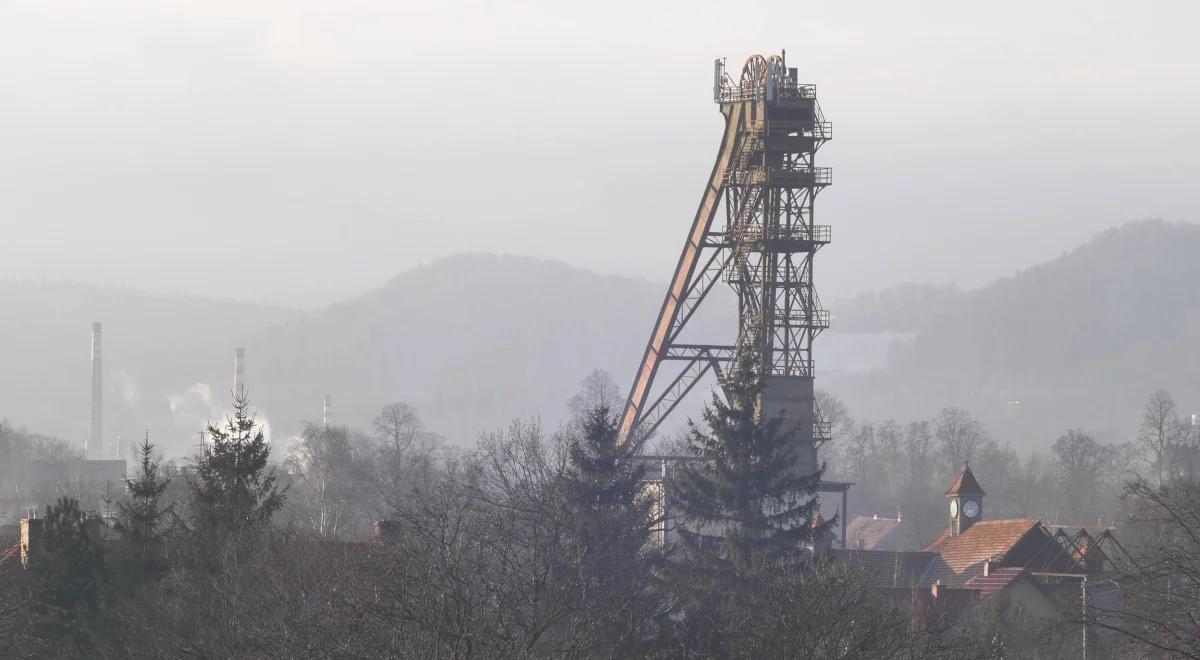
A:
<box><xmin>564</xmin><ymin>402</ymin><xmax>652</xmax><ymax>542</ymax></box>
<box><xmin>190</xmin><ymin>391</ymin><xmax>284</xmax><ymax>549</ymax></box>
<box><xmin>115</xmin><ymin>434</ymin><xmax>173</xmax><ymax>576</ymax></box>
<box><xmin>27</xmin><ymin>497</ymin><xmax>105</xmax><ymax>651</ymax></box>
<box><xmin>563</xmin><ymin>401</ymin><xmax>654</xmax><ymax>574</ymax></box>
<box><xmin>669</xmin><ymin>353</ymin><xmax>831</xmax><ymax>581</ymax></box>
<box><xmin>660</xmin><ymin>355</ymin><xmax>833</xmax><ymax>654</ymax></box>
<box><xmin>561</xmin><ymin>402</ymin><xmax>660</xmax><ymax>655</ymax></box>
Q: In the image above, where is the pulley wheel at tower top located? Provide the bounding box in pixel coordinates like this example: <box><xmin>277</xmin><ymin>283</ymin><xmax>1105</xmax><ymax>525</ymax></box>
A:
<box><xmin>739</xmin><ymin>54</ymin><xmax>786</xmax><ymax>92</ymax></box>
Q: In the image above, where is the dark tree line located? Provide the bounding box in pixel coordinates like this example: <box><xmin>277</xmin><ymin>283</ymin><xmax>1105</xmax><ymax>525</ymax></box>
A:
<box><xmin>0</xmin><ymin>371</ymin><xmax>1149</xmax><ymax>658</ymax></box>
<box><xmin>820</xmin><ymin>401</ymin><xmax>1137</xmax><ymax>545</ymax></box>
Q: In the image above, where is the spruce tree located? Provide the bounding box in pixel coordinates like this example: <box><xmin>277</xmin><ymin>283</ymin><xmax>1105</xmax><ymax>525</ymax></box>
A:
<box><xmin>27</xmin><ymin>497</ymin><xmax>105</xmax><ymax>651</ymax></box>
<box><xmin>669</xmin><ymin>353</ymin><xmax>831</xmax><ymax>581</ymax></box>
<box><xmin>565</xmin><ymin>403</ymin><xmax>651</xmax><ymax>538</ymax></box>
<box><xmin>563</xmin><ymin>401</ymin><xmax>653</xmax><ymax>575</ymax></box>
<box><xmin>190</xmin><ymin>391</ymin><xmax>284</xmax><ymax>551</ymax></box>
<box><xmin>660</xmin><ymin>355</ymin><xmax>833</xmax><ymax>655</ymax></box>
<box><xmin>115</xmin><ymin>434</ymin><xmax>173</xmax><ymax>577</ymax></box>
<box><xmin>561</xmin><ymin>402</ymin><xmax>659</xmax><ymax>656</ymax></box>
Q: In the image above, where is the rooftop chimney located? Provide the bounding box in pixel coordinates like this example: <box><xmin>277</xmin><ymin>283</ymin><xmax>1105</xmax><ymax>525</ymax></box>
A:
<box><xmin>87</xmin><ymin>322</ymin><xmax>102</xmax><ymax>460</ymax></box>
<box><xmin>233</xmin><ymin>347</ymin><xmax>245</xmax><ymax>396</ymax></box>
<box><xmin>20</xmin><ymin>517</ymin><xmax>42</xmax><ymax>568</ymax></box>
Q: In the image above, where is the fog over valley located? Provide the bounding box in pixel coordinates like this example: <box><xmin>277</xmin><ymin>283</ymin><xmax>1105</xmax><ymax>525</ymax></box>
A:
<box><xmin>3</xmin><ymin>2</ymin><xmax>1200</xmax><ymax>657</ymax></box>
<box><xmin>2</xmin><ymin>220</ymin><xmax>1196</xmax><ymax>458</ymax></box>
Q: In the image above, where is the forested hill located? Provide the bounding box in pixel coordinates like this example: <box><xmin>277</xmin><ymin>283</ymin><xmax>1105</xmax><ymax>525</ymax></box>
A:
<box><xmin>0</xmin><ymin>256</ymin><xmax>693</xmax><ymax>457</ymax></box>
<box><xmin>3</xmin><ymin>221</ymin><xmax>1198</xmax><ymax>458</ymax></box>
<box><xmin>824</xmin><ymin>219</ymin><xmax>1200</xmax><ymax>450</ymax></box>
<box><xmin>831</xmin><ymin>283</ymin><xmax>965</xmax><ymax>334</ymax></box>
<box><xmin>244</xmin><ymin>254</ymin><xmax>669</xmax><ymax>449</ymax></box>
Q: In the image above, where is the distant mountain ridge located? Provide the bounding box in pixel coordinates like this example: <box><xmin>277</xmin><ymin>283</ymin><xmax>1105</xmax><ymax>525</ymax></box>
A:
<box><xmin>243</xmin><ymin>254</ymin><xmax>670</xmax><ymax>449</ymax></box>
<box><xmin>0</xmin><ymin>256</ymin><xmax>698</xmax><ymax>457</ymax></box>
<box><xmin>831</xmin><ymin>283</ymin><xmax>965</xmax><ymax>334</ymax></box>
<box><xmin>2</xmin><ymin>221</ymin><xmax>1196</xmax><ymax>458</ymax></box>
<box><xmin>824</xmin><ymin>219</ymin><xmax>1200</xmax><ymax>449</ymax></box>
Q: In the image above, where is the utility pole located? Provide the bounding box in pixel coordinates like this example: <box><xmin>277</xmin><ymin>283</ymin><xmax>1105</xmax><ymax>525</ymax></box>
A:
<box><xmin>1081</xmin><ymin>575</ymin><xmax>1088</xmax><ymax>660</ymax></box>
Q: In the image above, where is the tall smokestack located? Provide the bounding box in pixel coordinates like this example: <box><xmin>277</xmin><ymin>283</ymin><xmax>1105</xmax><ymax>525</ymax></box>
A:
<box><xmin>323</xmin><ymin>395</ymin><xmax>332</xmax><ymax>427</ymax></box>
<box><xmin>233</xmin><ymin>347</ymin><xmax>245</xmax><ymax>396</ymax></box>
<box><xmin>87</xmin><ymin>322</ymin><xmax>102</xmax><ymax>460</ymax></box>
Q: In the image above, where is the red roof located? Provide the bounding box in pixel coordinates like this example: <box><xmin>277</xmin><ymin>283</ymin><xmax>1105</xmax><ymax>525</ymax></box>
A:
<box><xmin>922</xmin><ymin>519</ymin><xmax>1041</xmax><ymax>586</ymax></box>
<box><xmin>846</xmin><ymin>516</ymin><xmax>902</xmax><ymax>551</ymax></box>
<box><xmin>945</xmin><ymin>465</ymin><xmax>986</xmax><ymax>496</ymax></box>
<box><xmin>964</xmin><ymin>567</ymin><xmax>1025</xmax><ymax>599</ymax></box>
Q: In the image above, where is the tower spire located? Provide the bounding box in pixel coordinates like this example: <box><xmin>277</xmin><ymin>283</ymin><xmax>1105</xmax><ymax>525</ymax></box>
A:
<box><xmin>946</xmin><ymin>463</ymin><xmax>986</xmax><ymax>536</ymax></box>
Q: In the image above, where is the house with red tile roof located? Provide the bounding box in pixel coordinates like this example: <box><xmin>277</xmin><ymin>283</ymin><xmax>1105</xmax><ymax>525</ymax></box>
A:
<box><xmin>835</xmin><ymin>464</ymin><xmax>1128</xmax><ymax>619</ymax></box>
<box><xmin>845</xmin><ymin>514</ymin><xmax>905</xmax><ymax>551</ymax></box>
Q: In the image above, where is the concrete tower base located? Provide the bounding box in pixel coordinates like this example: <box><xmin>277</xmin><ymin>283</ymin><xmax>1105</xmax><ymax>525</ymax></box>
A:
<box><xmin>761</xmin><ymin>375</ymin><xmax>818</xmax><ymax>476</ymax></box>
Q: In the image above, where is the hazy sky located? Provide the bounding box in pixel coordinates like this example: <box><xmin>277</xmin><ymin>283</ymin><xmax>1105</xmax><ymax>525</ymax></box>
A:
<box><xmin>2</xmin><ymin>0</ymin><xmax>1197</xmax><ymax>307</ymax></box>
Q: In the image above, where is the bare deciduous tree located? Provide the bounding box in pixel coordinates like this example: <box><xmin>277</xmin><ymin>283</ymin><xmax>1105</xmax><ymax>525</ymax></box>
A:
<box><xmin>1089</xmin><ymin>476</ymin><xmax>1200</xmax><ymax>658</ymax></box>
<box><xmin>843</xmin><ymin>422</ymin><xmax>876</xmax><ymax>490</ymax></box>
<box><xmin>371</xmin><ymin>402</ymin><xmax>441</xmax><ymax>517</ymax></box>
<box><xmin>934</xmin><ymin>407</ymin><xmax>988</xmax><ymax>476</ymax></box>
<box><xmin>718</xmin><ymin>560</ymin><xmax>914</xmax><ymax>659</ymax></box>
<box><xmin>816</xmin><ymin>390</ymin><xmax>854</xmax><ymax>448</ymax></box>
<box><xmin>372</xmin><ymin>402</ymin><xmax>424</xmax><ymax>451</ymax></box>
<box><xmin>901</xmin><ymin>421</ymin><xmax>940</xmax><ymax>543</ymax></box>
<box><xmin>1013</xmin><ymin>453</ymin><xmax>1054</xmax><ymax>520</ymax></box>
<box><xmin>1052</xmin><ymin>430</ymin><xmax>1119</xmax><ymax>524</ymax></box>
<box><xmin>284</xmin><ymin>423</ymin><xmax>372</xmax><ymax>538</ymax></box>
<box><xmin>567</xmin><ymin>369</ymin><xmax>622</xmax><ymax>422</ymax></box>
<box><xmin>1138</xmin><ymin>389</ymin><xmax>1182</xmax><ymax>487</ymax></box>
<box><xmin>1168</xmin><ymin>418</ymin><xmax>1200</xmax><ymax>482</ymax></box>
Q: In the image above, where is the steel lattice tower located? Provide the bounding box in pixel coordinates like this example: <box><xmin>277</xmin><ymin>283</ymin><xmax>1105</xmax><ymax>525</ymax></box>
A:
<box><xmin>621</xmin><ymin>53</ymin><xmax>832</xmax><ymax>471</ymax></box>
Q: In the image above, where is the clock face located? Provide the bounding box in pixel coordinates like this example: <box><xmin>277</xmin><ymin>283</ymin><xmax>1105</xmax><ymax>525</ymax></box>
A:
<box><xmin>963</xmin><ymin>500</ymin><xmax>980</xmax><ymax>519</ymax></box>
<box><xmin>949</xmin><ymin>499</ymin><xmax>959</xmax><ymax>518</ymax></box>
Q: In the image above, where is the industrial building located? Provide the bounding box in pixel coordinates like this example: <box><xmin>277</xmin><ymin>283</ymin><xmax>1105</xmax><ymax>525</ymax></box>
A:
<box><xmin>620</xmin><ymin>52</ymin><xmax>833</xmax><ymax>481</ymax></box>
<box><xmin>616</xmin><ymin>53</ymin><xmax>1128</xmax><ymax>627</ymax></box>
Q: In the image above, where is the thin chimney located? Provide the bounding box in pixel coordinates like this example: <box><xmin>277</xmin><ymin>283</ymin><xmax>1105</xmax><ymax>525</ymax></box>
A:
<box><xmin>323</xmin><ymin>395</ymin><xmax>332</xmax><ymax>427</ymax></box>
<box><xmin>87</xmin><ymin>322</ymin><xmax>102</xmax><ymax>460</ymax></box>
<box><xmin>20</xmin><ymin>516</ymin><xmax>43</xmax><ymax>568</ymax></box>
<box><xmin>233</xmin><ymin>347</ymin><xmax>245</xmax><ymax>396</ymax></box>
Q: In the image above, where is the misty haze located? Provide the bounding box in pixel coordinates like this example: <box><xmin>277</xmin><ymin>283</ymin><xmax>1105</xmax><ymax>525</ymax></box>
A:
<box><xmin>2</xmin><ymin>2</ymin><xmax>1200</xmax><ymax>658</ymax></box>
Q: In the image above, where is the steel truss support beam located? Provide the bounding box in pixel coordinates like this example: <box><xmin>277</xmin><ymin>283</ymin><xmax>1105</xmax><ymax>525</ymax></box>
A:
<box><xmin>620</xmin><ymin>102</ymin><xmax>746</xmax><ymax>442</ymax></box>
<box><xmin>636</xmin><ymin>358</ymin><xmax>716</xmax><ymax>441</ymax></box>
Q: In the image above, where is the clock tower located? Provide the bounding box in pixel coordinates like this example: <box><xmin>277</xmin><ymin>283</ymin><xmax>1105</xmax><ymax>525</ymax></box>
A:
<box><xmin>946</xmin><ymin>463</ymin><xmax>985</xmax><ymax>537</ymax></box>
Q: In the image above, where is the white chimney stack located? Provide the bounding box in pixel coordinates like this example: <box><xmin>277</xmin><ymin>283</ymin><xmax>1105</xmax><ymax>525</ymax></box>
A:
<box><xmin>233</xmin><ymin>347</ymin><xmax>245</xmax><ymax>396</ymax></box>
<box><xmin>87</xmin><ymin>322</ymin><xmax>102</xmax><ymax>460</ymax></box>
